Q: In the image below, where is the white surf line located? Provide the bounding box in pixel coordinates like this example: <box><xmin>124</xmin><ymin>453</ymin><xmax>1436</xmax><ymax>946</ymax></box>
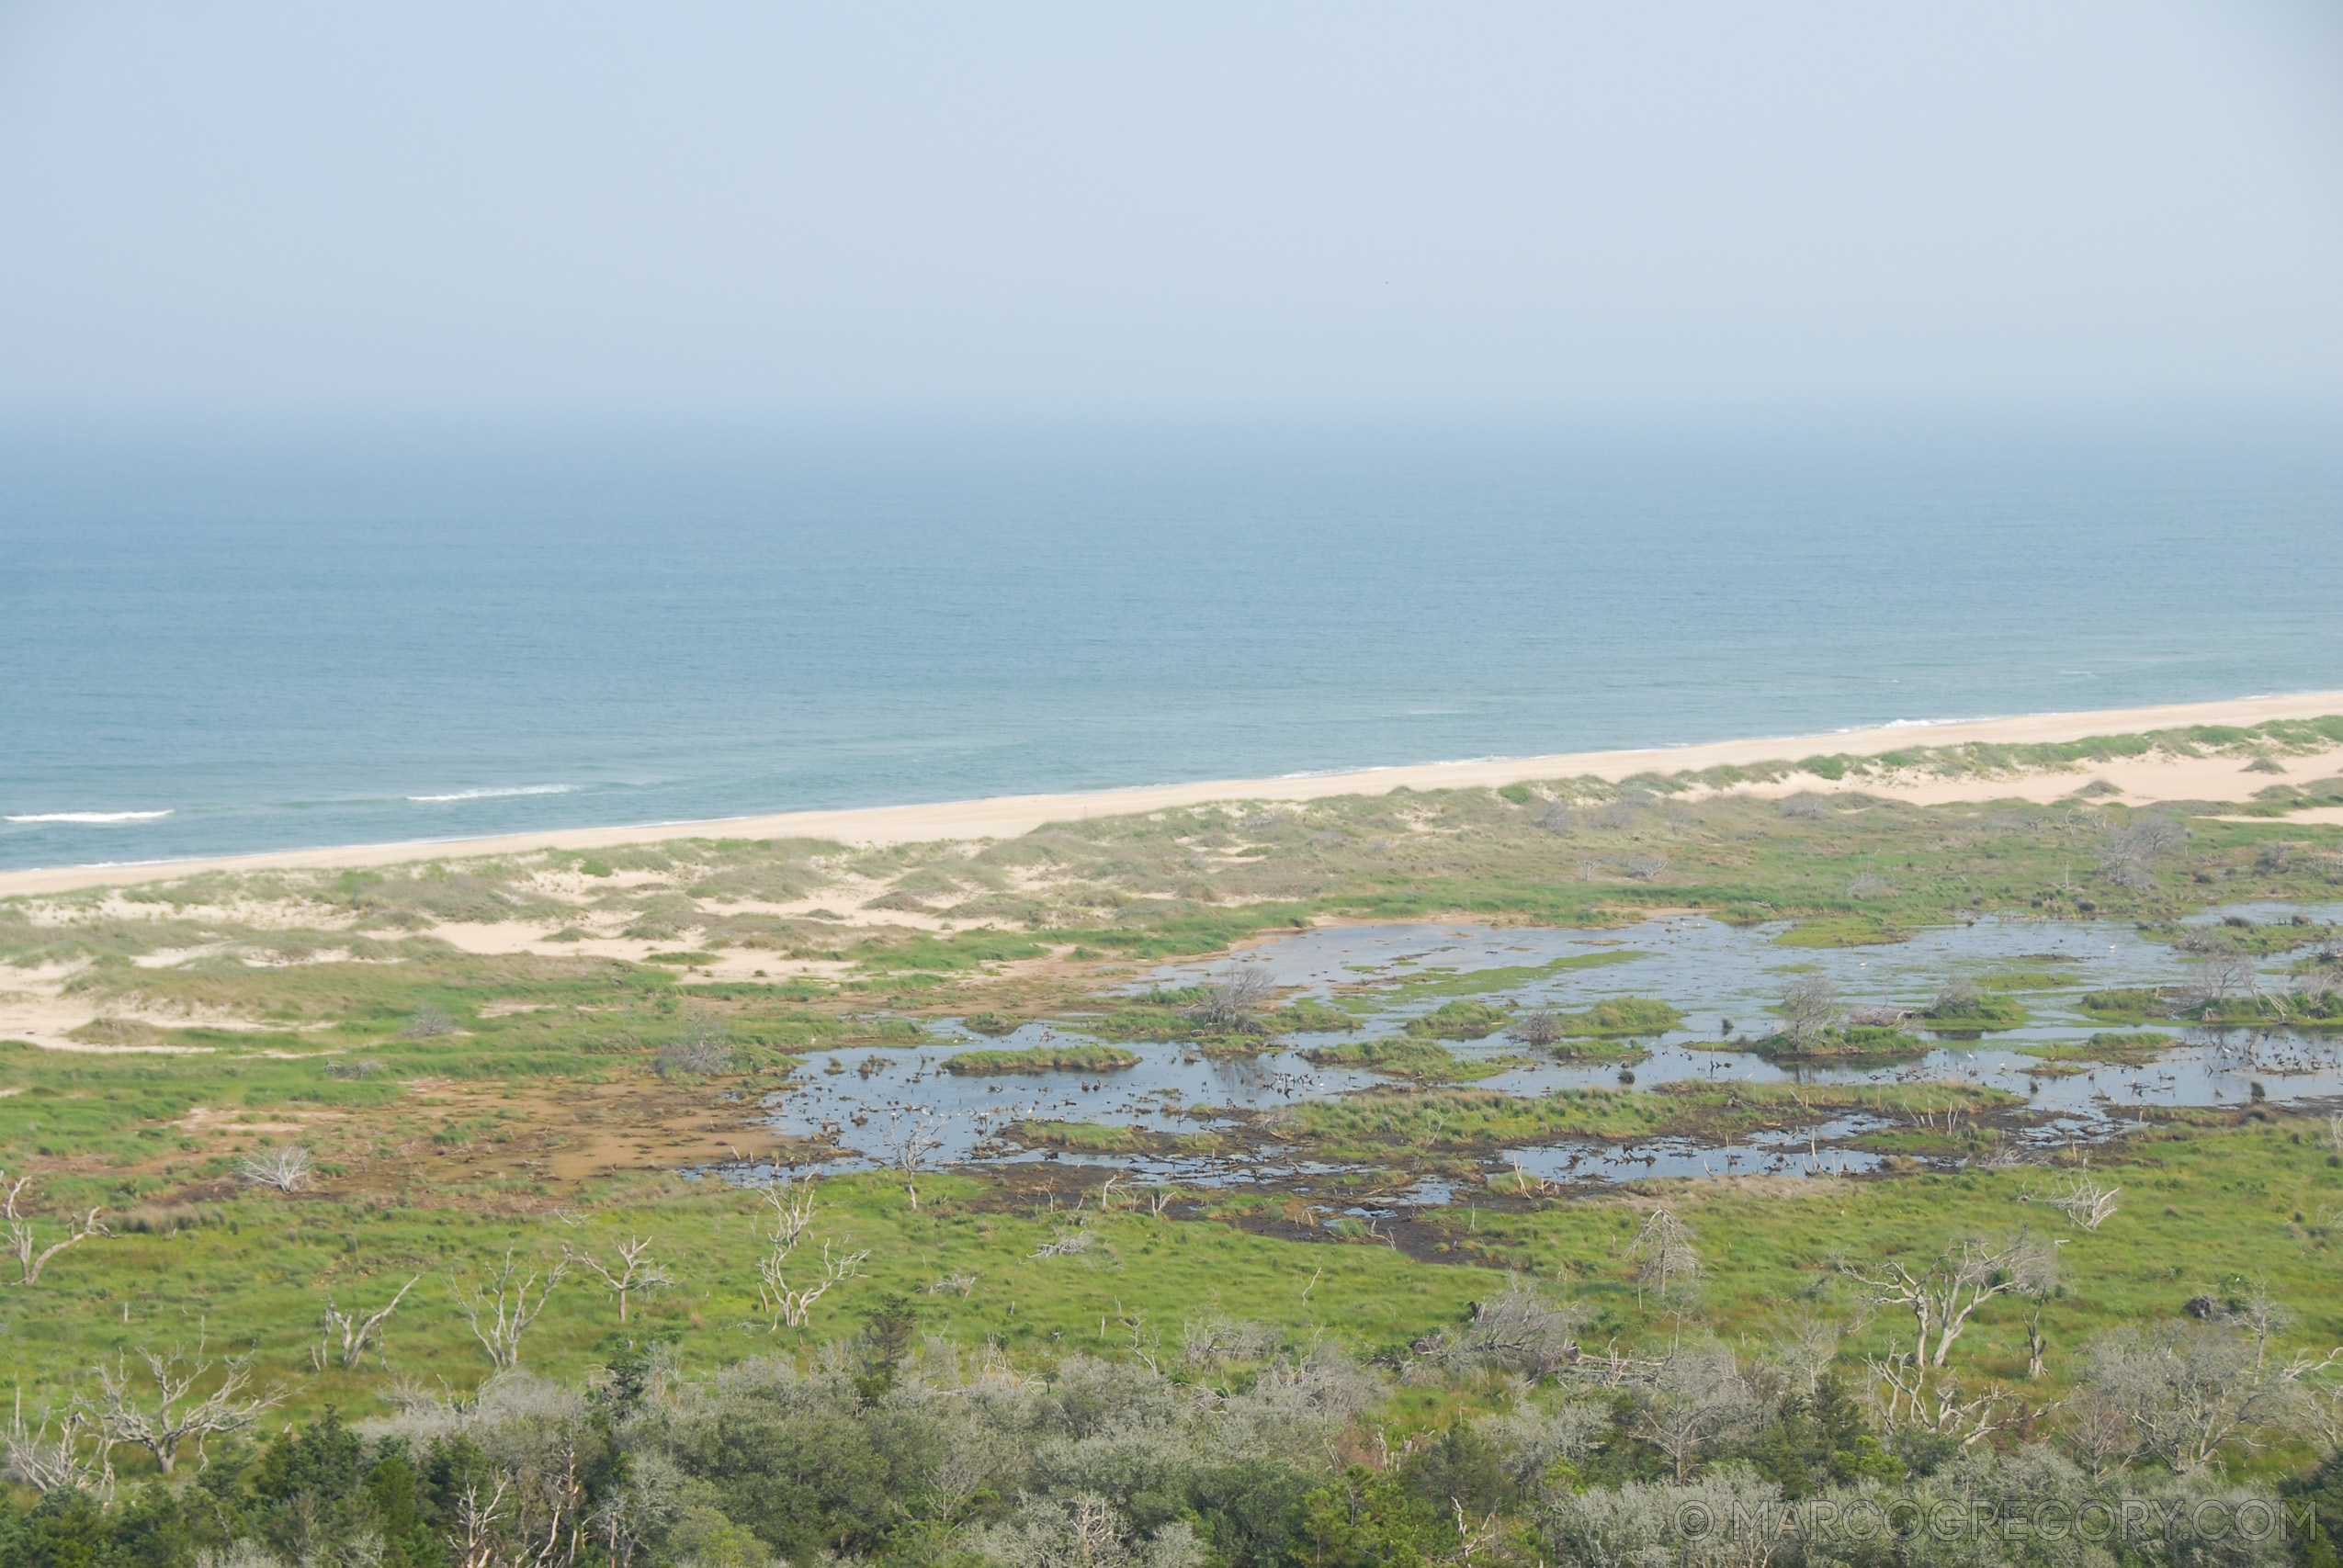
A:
<box><xmin>0</xmin><ymin>688</ymin><xmax>2337</xmax><ymax>900</ymax></box>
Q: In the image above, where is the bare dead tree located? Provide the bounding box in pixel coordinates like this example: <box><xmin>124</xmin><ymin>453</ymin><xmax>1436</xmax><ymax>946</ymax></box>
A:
<box><xmin>2022</xmin><ymin>1293</ymin><xmax>2053</xmax><ymax>1382</ymax></box>
<box><xmin>1766</xmin><ymin>1307</ymin><xmax>1843</xmax><ymax>1395</ymax></box>
<box><xmin>881</xmin><ymin>1108</ymin><xmax>952</xmax><ymax>1211</ymax></box>
<box><xmin>2100</xmin><ymin>818</ymin><xmax>2186</xmax><ymax>890</ymax></box>
<box><xmin>2063</xmin><ymin>1397</ymin><xmax>2140</xmax><ymax>1482</ymax></box>
<box><xmin>1419</xmin><ymin>1277</ymin><xmax>1590</xmax><ymax>1379</ymax></box>
<box><xmin>1863</xmin><ymin>1356</ymin><xmax>2032</xmax><ymax>1450</ymax></box>
<box><xmin>761</xmin><ymin>1240</ymin><xmax>866</xmax><ymax>1331</ymax></box>
<box><xmin>753</xmin><ymin>1181</ymin><xmax>868</xmax><ymax>1330</ymax></box>
<box><xmin>314</xmin><ymin>1273</ymin><xmax>423</xmax><ymax>1371</ymax></box>
<box><xmin>759</xmin><ymin>1179</ymin><xmax>817</xmax><ymax>1257</ymax></box>
<box><xmin>449</xmin><ymin>1472</ymin><xmax>513</xmax><ymax>1568</ymax></box>
<box><xmin>2081</xmin><ymin>1318</ymin><xmax>2340</xmax><ymax>1473</ymax></box>
<box><xmin>2</xmin><ymin>1172</ymin><xmax>109</xmax><ymax>1286</ymax></box>
<box><xmin>1778</xmin><ymin>975</ymin><xmax>1839</xmax><ymax>1043</ymax></box>
<box><xmin>2023</xmin><ymin>1175</ymin><xmax>2121</xmax><ymax>1232</ymax></box>
<box><xmin>5</xmin><ymin>1394</ymin><xmax>111</xmax><ymax>1497</ymax></box>
<box><xmin>1839</xmin><ymin>1233</ymin><xmax>2057</xmax><ymax>1368</ymax></box>
<box><xmin>407</xmin><ymin>1005</ymin><xmax>457</xmax><ymax>1039</ymax></box>
<box><xmin>1930</xmin><ymin>978</ymin><xmax>1986</xmax><ymax>1018</ymax></box>
<box><xmin>1508</xmin><ymin>1010</ymin><xmax>1564</xmax><ymax>1048</ymax></box>
<box><xmin>448</xmin><ymin>1251</ymin><xmax>568</xmax><ymax>1371</ymax></box>
<box><xmin>1631</xmin><ymin>1344</ymin><xmax>1756</xmax><ymax>1483</ymax></box>
<box><xmin>563</xmin><ymin>1235</ymin><xmax>672</xmax><ymax>1325</ymax></box>
<box><xmin>2183</xmin><ymin>952</ymin><xmax>2263</xmax><ymax>1015</ymax></box>
<box><xmin>1182</xmin><ymin>967</ymin><xmax>1277</xmax><ymax>1033</ymax></box>
<box><xmin>1779</xmin><ymin>793</ymin><xmax>1830</xmax><ymax>820</ymax></box>
<box><xmin>1625</xmin><ymin>1209</ymin><xmax>1701</xmax><ymax>1307</ymax></box>
<box><xmin>80</xmin><ymin>1345</ymin><xmax>278</xmax><ymax>1474</ymax></box>
<box><xmin>236</xmin><ymin>1145</ymin><xmax>315</xmax><ymax>1193</ymax></box>
<box><xmin>655</xmin><ymin>1009</ymin><xmax>731</xmax><ymax>1076</ymax></box>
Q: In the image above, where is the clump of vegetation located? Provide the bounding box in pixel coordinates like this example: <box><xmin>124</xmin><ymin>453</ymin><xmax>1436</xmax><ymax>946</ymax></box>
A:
<box><xmin>1402</xmin><ymin>998</ymin><xmax>1512</xmax><ymax>1039</ymax></box>
<box><xmin>1750</xmin><ymin>1024</ymin><xmax>1929</xmax><ymax>1063</ymax></box>
<box><xmin>1297</xmin><ymin>1038</ymin><xmax>1519</xmax><ymax>1080</ymax></box>
<box><xmin>1919</xmin><ymin>978</ymin><xmax>2028</xmax><ymax>1030</ymax></box>
<box><xmin>1562</xmin><ymin>997</ymin><xmax>1681</xmax><ymax>1036</ymax></box>
<box><xmin>1508</xmin><ymin>1008</ymin><xmax>1564</xmax><ymax>1046</ymax></box>
<box><xmin>654</xmin><ymin>1010</ymin><xmax>733</xmax><ymax>1076</ymax></box>
<box><xmin>2019</xmin><ymin>1032</ymin><xmax>2178</xmax><ymax>1066</ymax></box>
<box><xmin>942</xmin><ymin>1043</ymin><xmax>1139</xmax><ymax>1076</ymax></box>
<box><xmin>1181</xmin><ymin>967</ymin><xmax>1277</xmax><ymax>1033</ymax></box>
<box><xmin>404</xmin><ymin>1005</ymin><xmax>456</xmax><ymax>1038</ymax></box>
<box><xmin>1752</xmin><ymin>974</ymin><xmax>1924</xmax><ymax>1060</ymax></box>
<box><xmin>1002</xmin><ymin>1120</ymin><xmax>1221</xmax><ymax>1155</ymax></box>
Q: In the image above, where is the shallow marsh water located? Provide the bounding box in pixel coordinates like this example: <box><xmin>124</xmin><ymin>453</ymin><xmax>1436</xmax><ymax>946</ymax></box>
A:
<box><xmin>753</xmin><ymin>906</ymin><xmax>2343</xmax><ymax>1187</ymax></box>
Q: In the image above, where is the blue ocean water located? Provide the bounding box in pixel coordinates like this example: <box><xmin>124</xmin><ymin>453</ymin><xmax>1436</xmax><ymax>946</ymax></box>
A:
<box><xmin>3</xmin><ymin>411</ymin><xmax>2338</xmax><ymax>872</ymax></box>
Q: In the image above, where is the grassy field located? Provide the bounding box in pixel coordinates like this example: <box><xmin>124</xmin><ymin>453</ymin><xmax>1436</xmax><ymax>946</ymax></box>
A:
<box><xmin>5</xmin><ymin>722</ymin><xmax>2343</xmax><ymax>1534</ymax></box>
<box><xmin>0</xmin><ymin>1102</ymin><xmax>2336</xmax><ymax>1470</ymax></box>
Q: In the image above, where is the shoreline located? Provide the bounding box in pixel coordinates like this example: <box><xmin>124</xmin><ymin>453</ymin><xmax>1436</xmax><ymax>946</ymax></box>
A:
<box><xmin>5</xmin><ymin>688</ymin><xmax>2340</xmax><ymax>899</ymax></box>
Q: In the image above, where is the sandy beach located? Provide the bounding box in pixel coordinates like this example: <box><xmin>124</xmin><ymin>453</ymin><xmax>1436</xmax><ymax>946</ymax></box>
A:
<box><xmin>4</xmin><ymin>689</ymin><xmax>2339</xmax><ymax>901</ymax></box>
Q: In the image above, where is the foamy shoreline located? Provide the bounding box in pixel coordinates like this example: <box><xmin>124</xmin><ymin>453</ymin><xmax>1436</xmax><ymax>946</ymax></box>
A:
<box><xmin>6</xmin><ymin>689</ymin><xmax>2340</xmax><ymax>899</ymax></box>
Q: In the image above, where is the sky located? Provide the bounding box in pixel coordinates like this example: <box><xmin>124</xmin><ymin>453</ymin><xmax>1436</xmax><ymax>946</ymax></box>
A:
<box><xmin>0</xmin><ymin>1</ymin><xmax>2338</xmax><ymax>414</ymax></box>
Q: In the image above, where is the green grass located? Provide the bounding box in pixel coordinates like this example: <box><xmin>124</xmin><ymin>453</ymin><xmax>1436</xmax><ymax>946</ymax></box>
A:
<box><xmin>2082</xmin><ymin>987</ymin><xmax>2343</xmax><ymax>1027</ymax></box>
<box><xmin>2018</xmin><ymin>1032</ymin><xmax>2181</xmax><ymax>1066</ymax></box>
<box><xmin>1296</xmin><ymin>1038</ymin><xmax>1524</xmax><ymax>1080</ymax></box>
<box><xmin>1072</xmin><ymin>990</ymin><xmax>1359</xmax><ymax>1043</ymax></box>
<box><xmin>2134</xmin><ymin>920</ymin><xmax>2340</xmax><ymax>956</ymax></box>
<box><xmin>1919</xmin><ymin>995</ymin><xmax>2030</xmax><ymax>1030</ymax></box>
<box><xmin>1436</xmin><ymin>1111</ymin><xmax>2343</xmax><ymax>1467</ymax></box>
<box><xmin>1362</xmin><ymin>948</ymin><xmax>1644</xmax><ymax>1002</ymax></box>
<box><xmin>1282</xmin><ymin>1079</ymin><xmax>2014</xmax><ymax>1160</ymax></box>
<box><xmin>1773</xmin><ymin>914</ymin><xmax>1911</xmax><ymax>947</ymax></box>
<box><xmin>0</xmin><ymin>1060</ymin><xmax>2329</xmax><ymax>1491</ymax></box>
<box><xmin>1556</xmin><ymin>996</ymin><xmax>1682</xmax><ymax>1035</ymax></box>
<box><xmin>1976</xmin><ymin>968</ymin><xmax>2081</xmax><ymax>991</ymax></box>
<box><xmin>939</xmin><ymin>1043</ymin><xmax>1140</xmax><ymax>1075</ymax></box>
<box><xmin>1749</xmin><ymin>1025</ymin><xmax>1931</xmax><ymax>1062</ymax></box>
<box><xmin>1545</xmin><ymin>1037</ymin><xmax>1651</xmax><ymax>1063</ymax></box>
<box><xmin>998</xmin><ymin>1120</ymin><xmax>1223</xmax><ymax>1155</ymax></box>
<box><xmin>1400</xmin><ymin>999</ymin><xmax>1512</xmax><ymax>1039</ymax></box>
<box><xmin>0</xmin><ymin>1170</ymin><xmax>1500</xmax><ymax>1418</ymax></box>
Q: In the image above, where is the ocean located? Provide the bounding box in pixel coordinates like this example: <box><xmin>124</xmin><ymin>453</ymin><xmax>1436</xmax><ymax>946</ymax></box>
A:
<box><xmin>3</xmin><ymin>409</ymin><xmax>2338</xmax><ymax>872</ymax></box>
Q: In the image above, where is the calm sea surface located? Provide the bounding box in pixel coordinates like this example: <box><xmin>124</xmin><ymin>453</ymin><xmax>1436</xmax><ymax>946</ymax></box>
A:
<box><xmin>3</xmin><ymin>412</ymin><xmax>2338</xmax><ymax>871</ymax></box>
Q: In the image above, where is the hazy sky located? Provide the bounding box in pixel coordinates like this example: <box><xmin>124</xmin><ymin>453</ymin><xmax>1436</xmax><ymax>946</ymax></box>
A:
<box><xmin>2</xmin><ymin>2</ymin><xmax>2338</xmax><ymax>413</ymax></box>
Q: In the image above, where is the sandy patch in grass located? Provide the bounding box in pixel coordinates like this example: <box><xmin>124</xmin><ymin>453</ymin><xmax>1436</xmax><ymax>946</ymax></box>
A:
<box><xmin>0</xmin><ymin>994</ymin><xmax>218</xmax><ymax>1054</ymax></box>
<box><xmin>1712</xmin><ymin>745</ymin><xmax>2343</xmax><ymax>812</ymax></box>
<box><xmin>421</xmin><ymin>920</ymin><xmax>830</xmax><ymax>980</ymax></box>
<box><xmin>2207</xmin><ymin>805</ymin><xmax>2343</xmax><ymax>828</ymax></box>
<box><xmin>174</xmin><ymin>1105</ymin><xmax>325</xmax><ymax>1134</ymax></box>
<box><xmin>7</xmin><ymin>1039</ymin><xmax>217</xmax><ymax>1055</ymax></box>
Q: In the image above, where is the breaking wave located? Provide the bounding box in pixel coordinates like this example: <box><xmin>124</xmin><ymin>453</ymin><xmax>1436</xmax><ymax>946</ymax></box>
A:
<box><xmin>405</xmin><ymin>784</ymin><xmax>576</xmax><ymax>803</ymax></box>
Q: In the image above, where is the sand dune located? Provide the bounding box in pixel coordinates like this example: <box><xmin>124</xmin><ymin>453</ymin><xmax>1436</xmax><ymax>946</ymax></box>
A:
<box><xmin>3</xmin><ymin>689</ymin><xmax>2337</xmax><ymax>899</ymax></box>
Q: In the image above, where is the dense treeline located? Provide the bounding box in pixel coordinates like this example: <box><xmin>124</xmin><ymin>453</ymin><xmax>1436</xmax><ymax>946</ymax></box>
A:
<box><xmin>6</xmin><ymin>1283</ymin><xmax>2342</xmax><ymax>1568</ymax></box>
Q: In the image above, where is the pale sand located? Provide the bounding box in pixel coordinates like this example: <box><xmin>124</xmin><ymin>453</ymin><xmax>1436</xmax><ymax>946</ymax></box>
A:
<box><xmin>3</xmin><ymin>689</ymin><xmax>2339</xmax><ymax>902</ymax></box>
